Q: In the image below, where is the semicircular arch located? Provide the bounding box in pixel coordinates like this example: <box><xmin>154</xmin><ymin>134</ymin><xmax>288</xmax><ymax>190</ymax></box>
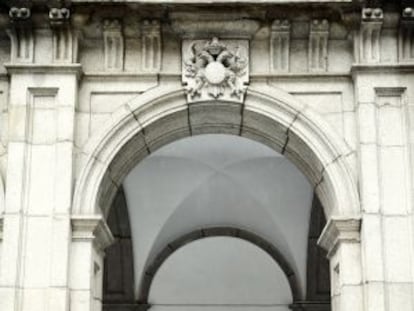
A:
<box><xmin>73</xmin><ymin>84</ymin><xmax>359</xmax><ymax>220</ymax></box>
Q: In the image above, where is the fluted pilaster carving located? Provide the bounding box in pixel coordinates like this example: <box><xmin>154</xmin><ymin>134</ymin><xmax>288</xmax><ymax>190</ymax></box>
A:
<box><xmin>141</xmin><ymin>20</ymin><xmax>161</xmax><ymax>72</ymax></box>
<box><xmin>270</xmin><ymin>20</ymin><xmax>290</xmax><ymax>73</ymax></box>
<box><xmin>308</xmin><ymin>19</ymin><xmax>329</xmax><ymax>72</ymax></box>
<box><xmin>102</xmin><ymin>19</ymin><xmax>124</xmax><ymax>71</ymax></box>
<box><xmin>7</xmin><ymin>6</ymin><xmax>34</xmax><ymax>63</ymax></box>
<box><xmin>399</xmin><ymin>7</ymin><xmax>414</xmax><ymax>62</ymax></box>
<box><xmin>49</xmin><ymin>7</ymin><xmax>79</xmax><ymax>63</ymax></box>
<box><xmin>357</xmin><ymin>8</ymin><xmax>383</xmax><ymax>63</ymax></box>
<box><xmin>103</xmin><ymin>19</ymin><xmax>124</xmax><ymax>71</ymax></box>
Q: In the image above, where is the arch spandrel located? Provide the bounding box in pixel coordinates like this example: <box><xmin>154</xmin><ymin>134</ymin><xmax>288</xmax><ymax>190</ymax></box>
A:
<box><xmin>73</xmin><ymin>84</ymin><xmax>360</xmax><ymax>219</ymax></box>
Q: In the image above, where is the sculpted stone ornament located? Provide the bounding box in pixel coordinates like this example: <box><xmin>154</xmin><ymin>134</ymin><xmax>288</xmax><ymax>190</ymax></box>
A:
<box><xmin>9</xmin><ymin>7</ymin><xmax>31</xmax><ymax>22</ymax></box>
<box><xmin>49</xmin><ymin>7</ymin><xmax>70</xmax><ymax>27</ymax></box>
<box><xmin>182</xmin><ymin>37</ymin><xmax>249</xmax><ymax>103</ymax></box>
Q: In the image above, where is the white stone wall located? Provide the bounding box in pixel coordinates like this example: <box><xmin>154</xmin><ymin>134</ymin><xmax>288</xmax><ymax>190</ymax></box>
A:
<box><xmin>0</xmin><ymin>1</ymin><xmax>412</xmax><ymax>311</ymax></box>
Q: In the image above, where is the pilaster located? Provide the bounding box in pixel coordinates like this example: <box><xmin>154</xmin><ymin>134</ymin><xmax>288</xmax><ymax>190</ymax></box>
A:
<box><xmin>318</xmin><ymin>217</ymin><xmax>363</xmax><ymax>311</ymax></box>
<box><xmin>354</xmin><ymin>71</ymin><xmax>414</xmax><ymax>311</ymax></box>
<box><xmin>0</xmin><ymin>6</ymin><xmax>84</xmax><ymax>311</ymax></box>
<box><xmin>70</xmin><ymin>215</ymin><xmax>114</xmax><ymax>311</ymax></box>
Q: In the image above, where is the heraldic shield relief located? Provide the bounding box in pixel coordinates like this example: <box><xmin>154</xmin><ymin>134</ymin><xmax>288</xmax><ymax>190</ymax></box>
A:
<box><xmin>182</xmin><ymin>37</ymin><xmax>249</xmax><ymax>103</ymax></box>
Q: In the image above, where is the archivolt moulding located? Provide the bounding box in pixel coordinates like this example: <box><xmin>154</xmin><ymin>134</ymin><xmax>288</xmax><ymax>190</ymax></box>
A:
<box><xmin>72</xmin><ymin>84</ymin><xmax>360</xmax><ymax>222</ymax></box>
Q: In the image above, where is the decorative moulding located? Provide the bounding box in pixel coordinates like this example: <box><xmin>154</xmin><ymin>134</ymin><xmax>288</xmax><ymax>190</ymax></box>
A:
<box><xmin>4</xmin><ymin>63</ymin><xmax>83</xmax><ymax>79</ymax></box>
<box><xmin>71</xmin><ymin>214</ymin><xmax>115</xmax><ymax>251</ymax></box>
<box><xmin>317</xmin><ymin>216</ymin><xmax>361</xmax><ymax>258</ymax></box>
<box><xmin>9</xmin><ymin>7</ymin><xmax>31</xmax><ymax>22</ymax></box>
<box><xmin>403</xmin><ymin>7</ymin><xmax>414</xmax><ymax>19</ymax></box>
<box><xmin>103</xmin><ymin>19</ymin><xmax>124</xmax><ymax>71</ymax></box>
<box><xmin>48</xmin><ymin>7</ymin><xmax>71</xmax><ymax>27</ymax></box>
<box><xmin>141</xmin><ymin>19</ymin><xmax>161</xmax><ymax>72</ymax></box>
<box><xmin>308</xmin><ymin>19</ymin><xmax>329</xmax><ymax>72</ymax></box>
<box><xmin>182</xmin><ymin>37</ymin><xmax>249</xmax><ymax>103</ymax></box>
<box><xmin>270</xmin><ymin>19</ymin><xmax>291</xmax><ymax>73</ymax></box>
<box><xmin>351</xmin><ymin>63</ymin><xmax>414</xmax><ymax>74</ymax></box>
<box><xmin>362</xmin><ymin>7</ymin><xmax>383</xmax><ymax>22</ymax></box>
<box><xmin>399</xmin><ymin>7</ymin><xmax>414</xmax><ymax>62</ymax></box>
<box><xmin>170</xmin><ymin>12</ymin><xmax>260</xmax><ymax>39</ymax></box>
<box><xmin>358</xmin><ymin>8</ymin><xmax>383</xmax><ymax>63</ymax></box>
<box><xmin>7</xmin><ymin>27</ymin><xmax>34</xmax><ymax>64</ymax></box>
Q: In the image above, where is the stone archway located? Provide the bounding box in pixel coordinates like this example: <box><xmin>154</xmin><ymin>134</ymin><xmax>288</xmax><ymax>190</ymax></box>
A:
<box><xmin>70</xmin><ymin>84</ymin><xmax>362</xmax><ymax>311</ymax></box>
<box><xmin>73</xmin><ymin>84</ymin><xmax>359</xmax><ymax>219</ymax></box>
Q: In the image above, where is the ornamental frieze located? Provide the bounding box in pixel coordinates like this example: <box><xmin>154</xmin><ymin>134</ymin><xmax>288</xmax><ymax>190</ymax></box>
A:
<box><xmin>182</xmin><ymin>37</ymin><xmax>249</xmax><ymax>103</ymax></box>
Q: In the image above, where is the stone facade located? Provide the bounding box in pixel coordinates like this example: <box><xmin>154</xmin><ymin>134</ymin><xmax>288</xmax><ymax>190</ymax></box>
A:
<box><xmin>0</xmin><ymin>1</ymin><xmax>413</xmax><ymax>311</ymax></box>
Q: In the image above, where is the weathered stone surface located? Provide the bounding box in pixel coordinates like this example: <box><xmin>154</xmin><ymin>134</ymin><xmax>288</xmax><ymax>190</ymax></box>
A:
<box><xmin>0</xmin><ymin>1</ymin><xmax>413</xmax><ymax>311</ymax></box>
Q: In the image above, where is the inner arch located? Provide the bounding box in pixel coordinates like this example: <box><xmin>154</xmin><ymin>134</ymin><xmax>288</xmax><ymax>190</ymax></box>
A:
<box><xmin>148</xmin><ymin>236</ymin><xmax>294</xmax><ymax>311</ymax></box>
<box><xmin>140</xmin><ymin>227</ymin><xmax>300</xmax><ymax>305</ymax></box>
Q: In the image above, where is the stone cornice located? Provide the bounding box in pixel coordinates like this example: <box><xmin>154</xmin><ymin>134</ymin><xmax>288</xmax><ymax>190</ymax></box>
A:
<box><xmin>351</xmin><ymin>63</ymin><xmax>414</xmax><ymax>74</ymax></box>
<box><xmin>251</xmin><ymin>72</ymin><xmax>351</xmax><ymax>79</ymax></box>
<box><xmin>4</xmin><ymin>64</ymin><xmax>83</xmax><ymax>79</ymax></box>
<box><xmin>170</xmin><ymin>13</ymin><xmax>260</xmax><ymax>39</ymax></box>
<box><xmin>71</xmin><ymin>214</ymin><xmax>115</xmax><ymax>251</ymax></box>
<box><xmin>317</xmin><ymin>216</ymin><xmax>361</xmax><ymax>258</ymax></box>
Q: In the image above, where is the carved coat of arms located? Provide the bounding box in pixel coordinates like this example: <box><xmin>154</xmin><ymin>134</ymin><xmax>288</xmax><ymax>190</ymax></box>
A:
<box><xmin>182</xmin><ymin>38</ymin><xmax>249</xmax><ymax>103</ymax></box>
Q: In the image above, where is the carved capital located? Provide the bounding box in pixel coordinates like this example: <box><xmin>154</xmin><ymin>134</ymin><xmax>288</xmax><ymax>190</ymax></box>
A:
<box><xmin>71</xmin><ymin>215</ymin><xmax>115</xmax><ymax>251</ymax></box>
<box><xmin>103</xmin><ymin>18</ymin><xmax>122</xmax><ymax>32</ymax></box>
<box><xmin>317</xmin><ymin>216</ymin><xmax>361</xmax><ymax>259</ymax></box>
<box><xmin>310</xmin><ymin>18</ymin><xmax>329</xmax><ymax>33</ymax></box>
<box><xmin>402</xmin><ymin>7</ymin><xmax>414</xmax><ymax>20</ymax></box>
<box><xmin>271</xmin><ymin>19</ymin><xmax>291</xmax><ymax>32</ymax></box>
<box><xmin>49</xmin><ymin>7</ymin><xmax>71</xmax><ymax>28</ymax></box>
<box><xmin>9</xmin><ymin>6</ymin><xmax>31</xmax><ymax>22</ymax></box>
<box><xmin>182</xmin><ymin>37</ymin><xmax>249</xmax><ymax>103</ymax></box>
<box><xmin>362</xmin><ymin>7</ymin><xmax>384</xmax><ymax>22</ymax></box>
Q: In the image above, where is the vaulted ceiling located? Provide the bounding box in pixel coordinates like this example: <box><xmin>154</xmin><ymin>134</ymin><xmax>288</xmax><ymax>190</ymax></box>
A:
<box><xmin>123</xmin><ymin>134</ymin><xmax>313</xmax><ymax>301</ymax></box>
